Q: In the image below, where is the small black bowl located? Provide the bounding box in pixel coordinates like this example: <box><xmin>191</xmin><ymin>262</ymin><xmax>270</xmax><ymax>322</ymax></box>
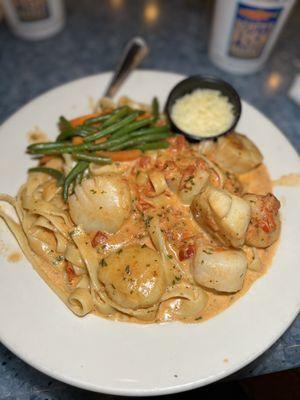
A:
<box><xmin>165</xmin><ymin>75</ymin><xmax>242</xmax><ymax>141</ymax></box>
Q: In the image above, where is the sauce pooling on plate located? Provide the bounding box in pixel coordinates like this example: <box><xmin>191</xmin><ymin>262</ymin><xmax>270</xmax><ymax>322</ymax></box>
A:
<box><xmin>171</xmin><ymin>89</ymin><xmax>234</xmax><ymax>137</ymax></box>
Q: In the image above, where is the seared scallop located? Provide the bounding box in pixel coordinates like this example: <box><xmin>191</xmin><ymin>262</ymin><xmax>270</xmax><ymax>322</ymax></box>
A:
<box><xmin>68</xmin><ymin>173</ymin><xmax>131</xmax><ymax>233</ymax></box>
<box><xmin>191</xmin><ymin>186</ymin><xmax>251</xmax><ymax>248</ymax></box>
<box><xmin>98</xmin><ymin>245</ymin><xmax>166</xmax><ymax>310</ymax></box>
<box><xmin>193</xmin><ymin>246</ymin><xmax>248</xmax><ymax>292</ymax></box>
<box><xmin>244</xmin><ymin>193</ymin><xmax>280</xmax><ymax>248</ymax></box>
<box><xmin>214</xmin><ymin>133</ymin><xmax>263</xmax><ymax>174</ymax></box>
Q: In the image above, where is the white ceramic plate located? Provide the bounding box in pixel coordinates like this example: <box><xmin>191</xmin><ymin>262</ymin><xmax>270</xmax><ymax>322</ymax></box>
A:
<box><xmin>0</xmin><ymin>71</ymin><xmax>299</xmax><ymax>396</ymax></box>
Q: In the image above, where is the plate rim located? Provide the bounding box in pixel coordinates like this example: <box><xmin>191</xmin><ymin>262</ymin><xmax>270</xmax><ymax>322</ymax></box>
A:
<box><xmin>0</xmin><ymin>69</ymin><xmax>300</xmax><ymax>397</ymax></box>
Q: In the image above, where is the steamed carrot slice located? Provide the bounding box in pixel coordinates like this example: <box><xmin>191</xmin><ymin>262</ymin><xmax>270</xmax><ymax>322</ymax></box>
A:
<box><xmin>94</xmin><ymin>136</ymin><xmax>108</xmax><ymax>144</ymax></box>
<box><xmin>98</xmin><ymin>150</ymin><xmax>142</xmax><ymax>162</ymax></box>
<box><xmin>39</xmin><ymin>155</ymin><xmax>54</xmax><ymax>165</ymax></box>
<box><xmin>136</xmin><ymin>112</ymin><xmax>151</xmax><ymax>121</ymax></box>
<box><xmin>70</xmin><ymin>112</ymin><xmax>102</xmax><ymax>127</ymax></box>
<box><xmin>72</xmin><ymin>136</ymin><xmax>84</xmax><ymax>145</ymax></box>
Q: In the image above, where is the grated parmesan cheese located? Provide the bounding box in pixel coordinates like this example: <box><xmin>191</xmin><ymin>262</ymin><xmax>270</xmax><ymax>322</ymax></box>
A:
<box><xmin>171</xmin><ymin>89</ymin><xmax>234</xmax><ymax>137</ymax></box>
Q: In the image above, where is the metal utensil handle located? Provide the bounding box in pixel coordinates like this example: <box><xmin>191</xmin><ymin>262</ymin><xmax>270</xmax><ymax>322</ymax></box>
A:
<box><xmin>104</xmin><ymin>37</ymin><xmax>149</xmax><ymax>98</ymax></box>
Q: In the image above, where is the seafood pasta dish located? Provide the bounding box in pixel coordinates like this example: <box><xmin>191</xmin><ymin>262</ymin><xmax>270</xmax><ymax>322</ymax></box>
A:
<box><xmin>0</xmin><ymin>96</ymin><xmax>281</xmax><ymax>323</ymax></box>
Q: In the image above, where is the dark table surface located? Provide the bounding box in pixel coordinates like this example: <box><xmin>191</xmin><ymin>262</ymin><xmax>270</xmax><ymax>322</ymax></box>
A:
<box><xmin>0</xmin><ymin>1</ymin><xmax>300</xmax><ymax>399</ymax></box>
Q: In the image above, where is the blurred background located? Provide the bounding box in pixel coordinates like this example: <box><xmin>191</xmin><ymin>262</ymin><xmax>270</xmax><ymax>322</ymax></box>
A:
<box><xmin>0</xmin><ymin>1</ymin><xmax>300</xmax><ymax>399</ymax></box>
<box><xmin>0</xmin><ymin>0</ymin><xmax>299</xmax><ymax>149</ymax></box>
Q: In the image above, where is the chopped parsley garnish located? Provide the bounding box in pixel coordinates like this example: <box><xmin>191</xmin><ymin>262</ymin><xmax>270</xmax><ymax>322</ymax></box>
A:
<box><xmin>52</xmin><ymin>255</ymin><xmax>65</xmax><ymax>266</ymax></box>
<box><xmin>203</xmin><ymin>249</ymin><xmax>213</xmax><ymax>255</ymax></box>
<box><xmin>144</xmin><ymin>215</ymin><xmax>153</xmax><ymax>228</ymax></box>
<box><xmin>100</xmin><ymin>259</ymin><xmax>107</xmax><ymax>267</ymax></box>
<box><xmin>125</xmin><ymin>265</ymin><xmax>131</xmax><ymax>274</ymax></box>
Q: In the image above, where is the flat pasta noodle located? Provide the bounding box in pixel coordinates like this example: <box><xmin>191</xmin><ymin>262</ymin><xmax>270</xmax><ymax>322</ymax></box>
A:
<box><xmin>22</xmin><ymin>195</ymin><xmax>73</xmax><ymax>229</ymax></box>
<box><xmin>27</xmin><ymin>229</ymin><xmax>65</xmax><ymax>268</ymax></box>
<box><xmin>68</xmin><ymin>287</ymin><xmax>94</xmax><ymax>316</ymax></box>
<box><xmin>148</xmin><ymin>170</ymin><xmax>168</xmax><ymax>195</ymax></box>
<box><xmin>158</xmin><ymin>282</ymin><xmax>208</xmax><ymax>321</ymax></box>
<box><xmin>64</xmin><ymin>242</ymin><xmax>86</xmax><ymax>269</ymax></box>
<box><xmin>76</xmin><ymin>274</ymin><xmax>90</xmax><ymax>289</ymax></box>
<box><xmin>91</xmin><ymin>288</ymin><xmax>116</xmax><ymax>316</ymax></box>
<box><xmin>25</xmin><ymin>171</ymin><xmax>51</xmax><ymax>196</ymax></box>
<box><xmin>147</xmin><ymin>216</ymin><xmax>185</xmax><ymax>285</ymax></box>
<box><xmin>0</xmin><ymin>205</ymin><xmax>72</xmax><ymax>312</ymax></box>
<box><xmin>34</xmin><ymin>215</ymin><xmax>56</xmax><ymax>231</ymax></box>
<box><xmin>95</xmin><ymin>286</ymin><xmax>159</xmax><ymax>322</ymax></box>
<box><xmin>70</xmin><ymin>226</ymin><xmax>101</xmax><ymax>291</ymax></box>
<box><xmin>54</xmin><ymin>231</ymin><xmax>68</xmax><ymax>253</ymax></box>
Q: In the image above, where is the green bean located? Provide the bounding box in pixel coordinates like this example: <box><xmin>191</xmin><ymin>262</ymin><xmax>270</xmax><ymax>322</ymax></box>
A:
<box><xmin>28</xmin><ymin>167</ymin><xmax>64</xmax><ymax>186</ymax></box>
<box><xmin>58</xmin><ymin>116</ymin><xmax>72</xmax><ymax>131</ymax></box>
<box><xmin>76</xmin><ymin>171</ymin><xmax>83</xmax><ymax>185</ymax></box>
<box><xmin>151</xmin><ymin>97</ymin><xmax>159</xmax><ymax>121</ymax></box>
<box><xmin>74</xmin><ymin>153</ymin><xmax>112</xmax><ymax>164</ymax></box>
<box><xmin>74</xmin><ymin>108</ymin><xmax>129</xmax><ymax>140</ymax></box>
<box><xmin>27</xmin><ymin>141</ymin><xmax>71</xmax><ymax>152</ymax></box>
<box><xmin>113</xmin><ymin>124</ymin><xmax>169</xmax><ymax>140</ymax></box>
<box><xmin>87</xmin><ymin>125</ymin><xmax>170</xmax><ymax>151</ymax></box>
<box><xmin>56</xmin><ymin>108</ymin><xmax>145</xmax><ymax>142</ymax></box>
<box><xmin>107</xmin><ymin>132</ymin><xmax>172</xmax><ymax>151</ymax></box>
<box><xmin>83</xmin><ymin>111</ymin><xmax>140</xmax><ymax>143</ymax></box>
<box><xmin>28</xmin><ymin>121</ymin><xmax>171</xmax><ymax>155</ymax></box>
<box><xmin>83</xmin><ymin>113</ymin><xmax>112</xmax><ymax>126</ymax></box>
<box><xmin>102</xmin><ymin>125</ymin><xmax>170</xmax><ymax>149</ymax></box>
<box><xmin>57</xmin><ymin>108</ymin><xmax>128</xmax><ymax>142</ymax></box>
<box><xmin>125</xmin><ymin>124</ymin><xmax>169</xmax><ymax>138</ymax></box>
<box><xmin>63</xmin><ymin>161</ymin><xmax>89</xmax><ymax>201</ymax></box>
<box><xmin>56</xmin><ymin>126</ymin><xmax>96</xmax><ymax>142</ymax></box>
<box><xmin>29</xmin><ymin>127</ymin><xmax>171</xmax><ymax>155</ymax></box>
<box><xmin>57</xmin><ymin>116</ymin><xmax>88</xmax><ymax>141</ymax></box>
<box><xmin>84</xmin><ymin>106</ymin><xmax>144</xmax><ymax>125</ymax></box>
<box><xmin>109</xmin><ymin>117</ymin><xmax>154</xmax><ymax>139</ymax></box>
<box><xmin>56</xmin><ymin>130</ymin><xmax>76</xmax><ymax>142</ymax></box>
<box><xmin>27</xmin><ymin>138</ymin><xmax>94</xmax><ymax>154</ymax></box>
<box><xmin>27</xmin><ymin>143</ymin><xmax>90</xmax><ymax>155</ymax></box>
<box><xmin>134</xmin><ymin>141</ymin><xmax>169</xmax><ymax>151</ymax></box>
<box><xmin>100</xmin><ymin>106</ymin><xmax>130</xmax><ymax>129</ymax></box>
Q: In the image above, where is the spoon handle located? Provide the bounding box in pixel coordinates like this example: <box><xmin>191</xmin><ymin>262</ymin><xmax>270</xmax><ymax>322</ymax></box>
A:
<box><xmin>104</xmin><ymin>37</ymin><xmax>149</xmax><ymax>98</ymax></box>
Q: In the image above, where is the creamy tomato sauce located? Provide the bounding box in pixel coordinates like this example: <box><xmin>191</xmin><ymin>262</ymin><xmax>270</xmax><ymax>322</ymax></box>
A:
<box><xmin>160</xmin><ymin>163</ymin><xmax>277</xmax><ymax>323</ymax></box>
<box><xmin>94</xmin><ymin>162</ymin><xmax>277</xmax><ymax>324</ymax></box>
<box><xmin>7</xmin><ymin>251</ymin><xmax>22</xmax><ymax>263</ymax></box>
<box><xmin>2</xmin><ymin>132</ymin><xmax>280</xmax><ymax>324</ymax></box>
<box><xmin>273</xmin><ymin>173</ymin><xmax>300</xmax><ymax>187</ymax></box>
